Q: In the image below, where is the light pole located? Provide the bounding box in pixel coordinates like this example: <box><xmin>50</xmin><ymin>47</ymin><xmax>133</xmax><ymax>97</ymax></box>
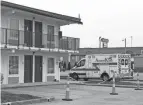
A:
<box><xmin>131</xmin><ymin>36</ymin><xmax>133</xmax><ymax>47</ymax></box>
<box><xmin>122</xmin><ymin>38</ymin><xmax>127</xmax><ymax>54</ymax></box>
<box><xmin>99</xmin><ymin>36</ymin><xmax>101</xmax><ymax>48</ymax></box>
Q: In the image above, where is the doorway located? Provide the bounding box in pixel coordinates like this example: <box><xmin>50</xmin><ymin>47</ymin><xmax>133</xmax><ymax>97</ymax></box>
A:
<box><xmin>24</xmin><ymin>19</ymin><xmax>33</xmax><ymax>47</ymax></box>
<box><xmin>35</xmin><ymin>21</ymin><xmax>42</xmax><ymax>47</ymax></box>
<box><xmin>35</xmin><ymin>56</ymin><xmax>43</xmax><ymax>82</ymax></box>
<box><xmin>24</xmin><ymin>55</ymin><xmax>33</xmax><ymax>83</ymax></box>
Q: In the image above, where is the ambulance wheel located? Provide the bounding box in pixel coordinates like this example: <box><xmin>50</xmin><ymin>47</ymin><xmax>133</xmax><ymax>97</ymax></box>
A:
<box><xmin>102</xmin><ymin>74</ymin><xmax>109</xmax><ymax>81</ymax></box>
<box><xmin>84</xmin><ymin>78</ymin><xmax>88</xmax><ymax>81</ymax></box>
<box><xmin>72</xmin><ymin>73</ymin><xmax>79</xmax><ymax>81</ymax></box>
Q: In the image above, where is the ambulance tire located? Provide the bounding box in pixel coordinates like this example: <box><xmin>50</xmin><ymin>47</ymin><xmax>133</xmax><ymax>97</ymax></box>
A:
<box><xmin>72</xmin><ymin>73</ymin><xmax>79</xmax><ymax>81</ymax></box>
<box><xmin>102</xmin><ymin>74</ymin><xmax>109</xmax><ymax>81</ymax></box>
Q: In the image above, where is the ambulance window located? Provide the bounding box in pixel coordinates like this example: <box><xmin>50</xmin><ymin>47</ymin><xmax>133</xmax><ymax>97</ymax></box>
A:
<box><xmin>121</xmin><ymin>59</ymin><xmax>124</xmax><ymax>65</ymax></box>
<box><xmin>81</xmin><ymin>60</ymin><xmax>85</xmax><ymax>66</ymax></box>
<box><xmin>125</xmin><ymin>59</ymin><xmax>128</xmax><ymax>65</ymax></box>
<box><xmin>77</xmin><ymin>60</ymin><xmax>85</xmax><ymax>67</ymax></box>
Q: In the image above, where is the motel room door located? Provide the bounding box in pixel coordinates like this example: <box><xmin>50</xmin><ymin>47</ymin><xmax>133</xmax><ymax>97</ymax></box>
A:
<box><xmin>35</xmin><ymin>56</ymin><xmax>43</xmax><ymax>82</ymax></box>
<box><xmin>35</xmin><ymin>21</ymin><xmax>42</xmax><ymax>48</ymax></box>
<box><xmin>24</xmin><ymin>55</ymin><xmax>33</xmax><ymax>83</ymax></box>
<box><xmin>24</xmin><ymin>19</ymin><xmax>33</xmax><ymax>47</ymax></box>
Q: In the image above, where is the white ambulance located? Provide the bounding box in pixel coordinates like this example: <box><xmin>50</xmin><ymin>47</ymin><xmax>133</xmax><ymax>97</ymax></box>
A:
<box><xmin>69</xmin><ymin>54</ymin><xmax>132</xmax><ymax>81</ymax></box>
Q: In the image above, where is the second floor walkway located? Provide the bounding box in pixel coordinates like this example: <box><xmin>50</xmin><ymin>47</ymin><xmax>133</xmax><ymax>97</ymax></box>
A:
<box><xmin>1</xmin><ymin>28</ymin><xmax>80</xmax><ymax>52</ymax></box>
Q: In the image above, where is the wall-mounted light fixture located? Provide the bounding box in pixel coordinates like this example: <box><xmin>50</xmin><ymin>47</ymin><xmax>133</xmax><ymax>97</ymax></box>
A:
<box><xmin>11</xmin><ymin>49</ymin><xmax>15</xmax><ymax>53</ymax></box>
<box><xmin>12</xmin><ymin>10</ymin><xmax>15</xmax><ymax>14</ymax></box>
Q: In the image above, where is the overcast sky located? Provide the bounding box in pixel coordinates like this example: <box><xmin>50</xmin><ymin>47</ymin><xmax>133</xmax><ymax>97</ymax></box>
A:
<box><xmin>4</xmin><ymin>0</ymin><xmax>143</xmax><ymax>48</ymax></box>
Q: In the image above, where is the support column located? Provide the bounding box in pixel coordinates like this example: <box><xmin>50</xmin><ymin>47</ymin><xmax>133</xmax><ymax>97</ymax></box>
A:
<box><xmin>57</xmin><ymin>57</ymin><xmax>60</xmax><ymax>81</ymax></box>
<box><xmin>55</xmin><ymin>57</ymin><xmax>61</xmax><ymax>81</ymax></box>
<box><xmin>32</xmin><ymin>52</ymin><xmax>35</xmax><ymax>82</ymax></box>
<box><xmin>68</xmin><ymin>53</ymin><xmax>71</xmax><ymax>62</ymax></box>
<box><xmin>125</xmin><ymin>38</ymin><xmax>126</xmax><ymax>54</ymax></box>
<box><xmin>32</xmin><ymin>17</ymin><xmax>35</xmax><ymax>47</ymax></box>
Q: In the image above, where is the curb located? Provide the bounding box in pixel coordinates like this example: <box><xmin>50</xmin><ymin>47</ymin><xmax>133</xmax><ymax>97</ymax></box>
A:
<box><xmin>2</xmin><ymin>97</ymin><xmax>55</xmax><ymax>105</ymax></box>
<box><xmin>1</xmin><ymin>82</ymin><xmax>85</xmax><ymax>89</ymax></box>
<box><xmin>85</xmin><ymin>83</ymin><xmax>143</xmax><ymax>88</ymax></box>
<box><xmin>1</xmin><ymin>82</ymin><xmax>65</xmax><ymax>89</ymax></box>
<box><xmin>122</xmin><ymin>79</ymin><xmax>143</xmax><ymax>82</ymax></box>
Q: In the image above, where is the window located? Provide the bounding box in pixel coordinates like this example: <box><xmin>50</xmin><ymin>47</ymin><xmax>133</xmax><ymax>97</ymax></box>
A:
<box><xmin>47</xmin><ymin>25</ymin><xmax>54</xmax><ymax>41</ymax></box>
<box><xmin>9</xmin><ymin>56</ymin><xmax>19</xmax><ymax>75</ymax></box>
<box><xmin>77</xmin><ymin>59</ymin><xmax>85</xmax><ymax>67</ymax></box>
<box><xmin>47</xmin><ymin>58</ymin><xmax>54</xmax><ymax>73</ymax></box>
<box><xmin>121</xmin><ymin>59</ymin><xmax>124</xmax><ymax>65</ymax></box>
<box><xmin>47</xmin><ymin>25</ymin><xmax>55</xmax><ymax>48</ymax></box>
<box><xmin>10</xmin><ymin>19</ymin><xmax>19</xmax><ymax>40</ymax></box>
<box><xmin>125</xmin><ymin>59</ymin><xmax>128</xmax><ymax>66</ymax></box>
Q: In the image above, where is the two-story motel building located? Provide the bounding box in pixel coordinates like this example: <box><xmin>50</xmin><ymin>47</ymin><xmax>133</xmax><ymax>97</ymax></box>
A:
<box><xmin>0</xmin><ymin>1</ymin><xmax>82</xmax><ymax>84</ymax></box>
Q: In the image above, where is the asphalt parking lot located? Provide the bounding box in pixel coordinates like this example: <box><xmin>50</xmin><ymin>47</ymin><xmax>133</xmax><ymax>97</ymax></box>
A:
<box><xmin>3</xmin><ymin>84</ymin><xmax>143</xmax><ymax>105</ymax></box>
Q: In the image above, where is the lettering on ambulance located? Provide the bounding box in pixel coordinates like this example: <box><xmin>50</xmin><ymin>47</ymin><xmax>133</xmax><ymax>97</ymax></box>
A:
<box><xmin>95</xmin><ymin>57</ymin><xmax>112</xmax><ymax>62</ymax></box>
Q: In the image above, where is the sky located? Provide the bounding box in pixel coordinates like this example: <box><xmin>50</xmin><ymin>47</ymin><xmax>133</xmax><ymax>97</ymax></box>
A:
<box><xmin>4</xmin><ymin>0</ymin><xmax>143</xmax><ymax>48</ymax></box>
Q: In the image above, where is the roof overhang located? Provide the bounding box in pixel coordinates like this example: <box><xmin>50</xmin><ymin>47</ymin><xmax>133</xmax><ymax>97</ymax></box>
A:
<box><xmin>1</xmin><ymin>1</ymin><xmax>83</xmax><ymax>25</ymax></box>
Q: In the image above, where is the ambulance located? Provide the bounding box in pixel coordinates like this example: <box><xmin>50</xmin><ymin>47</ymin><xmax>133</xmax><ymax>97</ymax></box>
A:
<box><xmin>69</xmin><ymin>54</ymin><xmax>133</xmax><ymax>81</ymax></box>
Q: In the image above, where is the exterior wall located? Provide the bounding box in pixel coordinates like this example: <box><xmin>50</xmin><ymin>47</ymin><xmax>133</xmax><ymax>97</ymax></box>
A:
<box><xmin>1</xmin><ymin>49</ymin><xmax>65</xmax><ymax>84</ymax></box>
<box><xmin>133</xmin><ymin>73</ymin><xmax>143</xmax><ymax>80</ymax></box>
<box><xmin>134</xmin><ymin>55</ymin><xmax>143</xmax><ymax>73</ymax></box>
<box><xmin>1</xmin><ymin>50</ymin><xmax>24</xmax><ymax>84</ymax></box>
<box><xmin>1</xmin><ymin>13</ymin><xmax>61</xmax><ymax>50</ymax></box>
<box><xmin>79</xmin><ymin>47</ymin><xmax>143</xmax><ymax>55</ymax></box>
<box><xmin>1</xmin><ymin>14</ymin><xmax>60</xmax><ymax>34</ymax></box>
<box><xmin>1</xmin><ymin>9</ymin><xmax>80</xmax><ymax>51</ymax></box>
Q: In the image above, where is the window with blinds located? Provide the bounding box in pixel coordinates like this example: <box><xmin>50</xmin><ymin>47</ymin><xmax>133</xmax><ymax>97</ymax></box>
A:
<box><xmin>9</xmin><ymin>56</ymin><xmax>19</xmax><ymax>75</ymax></box>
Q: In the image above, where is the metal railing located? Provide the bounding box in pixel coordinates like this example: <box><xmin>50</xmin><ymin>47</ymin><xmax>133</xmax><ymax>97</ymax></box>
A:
<box><xmin>1</xmin><ymin>28</ymin><xmax>80</xmax><ymax>51</ymax></box>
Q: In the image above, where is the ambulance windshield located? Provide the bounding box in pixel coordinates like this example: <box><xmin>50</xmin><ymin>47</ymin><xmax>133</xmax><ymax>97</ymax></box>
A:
<box><xmin>77</xmin><ymin>59</ymin><xmax>85</xmax><ymax>67</ymax></box>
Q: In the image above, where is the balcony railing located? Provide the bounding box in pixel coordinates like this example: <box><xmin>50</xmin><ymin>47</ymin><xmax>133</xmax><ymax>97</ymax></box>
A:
<box><xmin>1</xmin><ymin>28</ymin><xmax>80</xmax><ymax>51</ymax></box>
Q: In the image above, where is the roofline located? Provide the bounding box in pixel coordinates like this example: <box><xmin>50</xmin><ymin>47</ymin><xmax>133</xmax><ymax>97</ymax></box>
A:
<box><xmin>1</xmin><ymin>1</ymin><xmax>83</xmax><ymax>24</ymax></box>
<box><xmin>79</xmin><ymin>47</ymin><xmax>143</xmax><ymax>49</ymax></box>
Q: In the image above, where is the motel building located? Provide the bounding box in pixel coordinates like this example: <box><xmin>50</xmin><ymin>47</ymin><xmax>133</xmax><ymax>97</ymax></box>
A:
<box><xmin>0</xmin><ymin>1</ymin><xmax>82</xmax><ymax>84</ymax></box>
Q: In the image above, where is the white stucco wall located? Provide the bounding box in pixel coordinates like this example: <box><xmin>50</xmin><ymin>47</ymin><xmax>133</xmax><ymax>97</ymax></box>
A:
<box><xmin>1</xmin><ymin>50</ymin><xmax>24</xmax><ymax>84</ymax></box>
<box><xmin>1</xmin><ymin>7</ymin><xmax>61</xmax><ymax>44</ymax></box>
<box><xmin>1</xmin><ymin>15</ymin><xmax>60</xmax><ymax>33</ymax></box>
<box><xmin>1</xmin><ymin>6</ymin><xmax>74</xmax><ymax>84</ymax></box>
<box><xmin>1</xmin><ymin>13</ymin><xmax>60</xmax><ymax>48</ymax></box>
<box><xmin>1</xmin><ymin>49</ymin><xmax>63</xmax><ymax>84</ymax></box>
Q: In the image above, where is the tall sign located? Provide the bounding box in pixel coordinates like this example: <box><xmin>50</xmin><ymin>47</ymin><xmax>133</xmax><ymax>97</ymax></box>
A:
<box><xmin>100</xmin><ymin>38</ymin><xmax>109</xmax><ymax>48</ymax></box>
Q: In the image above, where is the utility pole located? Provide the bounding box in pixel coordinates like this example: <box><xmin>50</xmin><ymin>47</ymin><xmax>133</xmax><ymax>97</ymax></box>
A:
<box><xmin>99</xmin><ymin>36</ymin><xmax>101</xmax><ymax>48</ymax></box>
<box><xmin>125</xmin><ymin>38</ymin><xmax>126</xmax><ymax>54</ymax></box>
<box><xmin>131</xmin><ymin>36</ymin><xmax>133</xmax><ymax>47</ymax></box>
<box><xmin>122</xmin><ymin>38</ymin><xmax>127</xmax><ymax>54</ymax></box>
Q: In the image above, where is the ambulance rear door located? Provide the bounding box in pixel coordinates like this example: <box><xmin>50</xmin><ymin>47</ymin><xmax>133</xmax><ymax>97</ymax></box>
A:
<box><xmin>119</xmin><ymin>55</ymin><xmax>131</xmax><ymax>76</ymax></box>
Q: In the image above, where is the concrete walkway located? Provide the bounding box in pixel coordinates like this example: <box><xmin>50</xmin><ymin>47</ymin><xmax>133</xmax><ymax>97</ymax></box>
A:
<box><xmin>3</xmin><ymin>84</ymin><xmax>143</xmax><ymax>105</ymax></box>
